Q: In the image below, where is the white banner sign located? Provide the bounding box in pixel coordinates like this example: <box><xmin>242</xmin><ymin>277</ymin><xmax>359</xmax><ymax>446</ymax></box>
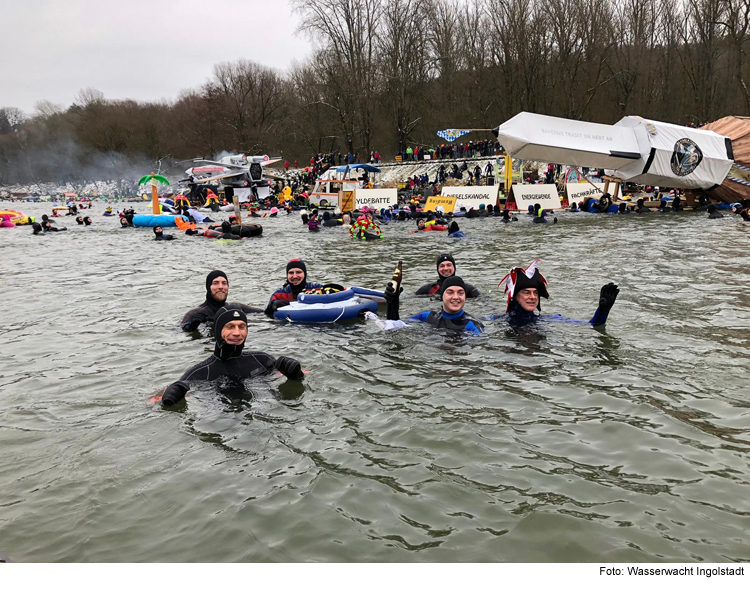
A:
<box><xmin>440</xmin><ymin>185</ymin><xmax>500</xmax><ymax>211</ymax></box>
<box><xmin>511</xmin><ymin>184</ymin><xmax>562</xmax><ymax>211</ymax></box>
<box><xmin>354</xmin><ymin>188</ymin><xmax>398</xmax><ymax>209</ymax></box>
<box><xmin>234</xmin><ymin>187</ymin><xmax>253</xmax><ymax>202</ymax></box>
<box><xmin>565</xmin><ymin>183</ymin><xmax>605</xmax><ymax>205</ymax></box>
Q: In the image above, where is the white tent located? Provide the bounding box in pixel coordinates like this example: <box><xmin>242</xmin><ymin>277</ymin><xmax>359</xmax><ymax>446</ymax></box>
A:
<box><xmin>609</xmin><ymin>116</ymin><xmax>733</xmax><ymax>189</ymax></box>
<box><xmin>493</xmin><ymin>111</ymin><xmax>733</xmax><ymax>189</ymax></box>
<box><xmin>493</xmin><ymin>112</ymin><xmax>642</xmax><ymax>169</ymax></box>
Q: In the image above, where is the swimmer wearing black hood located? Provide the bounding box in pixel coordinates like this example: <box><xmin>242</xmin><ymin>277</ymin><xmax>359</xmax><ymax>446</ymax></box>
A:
<box><xmin>489</xmin><ymin>259</ymin><xmax>618</xmax><ymax>327</ymax></box>
<box><xmin>181</xmin><ymin>270</ymin><xmax>262</xmax><ymax>332</ymax></box>
<box><xmin>161</xmin><ymin>306</ymin><xmax>304</xmax><ymax>407</ymax></box>
<box><xmin>368</xmin><ymin>262</ymin><xmax>485</xmax><ymax>334</ymax></box>
<box><xmin>265</xmin><ymin>259</ymin><xmax>324</xmax><ymax>315</ymax></box>
<box><xmin>153</xmin><ymin>226</ymin><xmax>174</xmax><ymax>241</ymax></box>
<box><xmin>415</xmin><ymin>253</ymin><xmax>481</xmax><ymax>298</ymax></box>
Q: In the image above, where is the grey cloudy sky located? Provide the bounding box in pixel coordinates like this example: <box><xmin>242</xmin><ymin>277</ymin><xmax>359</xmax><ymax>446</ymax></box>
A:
<box><xmin>0</xmin><ymin>0</ymin><xmax>313</xmax><ymax>114</ymax></box>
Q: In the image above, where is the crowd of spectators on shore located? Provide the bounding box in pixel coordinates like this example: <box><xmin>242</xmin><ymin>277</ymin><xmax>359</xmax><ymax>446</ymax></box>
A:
<box><xmin>396</xmin><ymin>139</ymin><xmax>503</xmax><ymax>162</ymax></box>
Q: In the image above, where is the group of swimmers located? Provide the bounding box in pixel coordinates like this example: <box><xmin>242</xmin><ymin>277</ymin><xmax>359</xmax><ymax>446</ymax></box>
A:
<box><xmin>162</xmin><ymin>258</ymin><xmax>619</xmax><ymax>407</ymax></box>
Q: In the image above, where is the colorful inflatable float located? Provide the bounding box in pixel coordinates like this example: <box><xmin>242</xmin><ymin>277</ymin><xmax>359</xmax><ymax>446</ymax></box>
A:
<box><xmin>0</xmin><ymin>210</ymin><xmax>32</xmax><ymax>225</ymax></box>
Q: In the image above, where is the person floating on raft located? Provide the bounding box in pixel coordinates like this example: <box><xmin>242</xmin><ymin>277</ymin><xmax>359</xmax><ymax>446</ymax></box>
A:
<box><xmin>203</xmin><ymin>221</ymin><xmax>241</xmax><ymax>240</ymax></box>
<box><xmin>415</xmin><ymin>219</ymin><xmax>447</xmax><ymax>232</ymax></box>
<box><xmin>367</xmin><ymin>262</ymin><xmax>485</xmax><ymax>334</ymax></box>
<box><xmin>181</xmin><ymin>270</ymin><xmax>263</xmax><ymax>332</ymax></box>
<box><xmin>415</xmin><ymin>253</ymin><xmax>481</xmax><ymax>299</ymax></box>
<box><xmin>265</xmin><ymin>259</ymin><xmax>324</xmax><ymax>315</ymax></box>
<box><xmin>488</xmin><ymin>259</ymin><xmax>619</xmax><ymax>328</ymax></box>
<box><xmin>160</xmin><ymin>306</ymin><xmax>304</xmax><ymax>407</ymax></box>
<box><xmin>350</xmin><ymin>214</ymin><xmax>383</xmax><ymax>240</ymax></box>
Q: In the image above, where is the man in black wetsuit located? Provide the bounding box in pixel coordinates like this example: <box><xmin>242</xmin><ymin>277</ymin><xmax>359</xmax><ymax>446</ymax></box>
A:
<box><xmin>153</xmin><ymin>226</ymin><xmax>174</xmax><ymax>241</ymax></box>
<box><xmin>265</xmin><ymin>259</ymin><xmax>324</xmax><ymax>315</ymax></box>
<box><xmin>181</xmin><ymin>270</ymin><xmax>262</xmax><ymax>331</ymax></box>
<box><xmin>161</xmin><ymin>306</ymin><xmax>304</xmax><ymax>407</ymax></box>
<box><xmin>415</xmin><ymin>254</ymin><xmax>481</xmax><ymax>298</ymax></box>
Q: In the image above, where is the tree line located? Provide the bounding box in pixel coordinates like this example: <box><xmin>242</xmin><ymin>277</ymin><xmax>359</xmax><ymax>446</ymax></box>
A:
<box><xmin>1</xmin><ymin>0</ymin><xmax>748</xmax><ymax>185</ymax></box>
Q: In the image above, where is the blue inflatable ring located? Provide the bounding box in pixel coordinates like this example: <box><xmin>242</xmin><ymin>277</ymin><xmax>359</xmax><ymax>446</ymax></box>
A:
<box><xmin>274</xmin><ymin>289</ymin><xmax>378</xmax><ymax>322</ymax></box>
<box><xmin>298</xmin><ymin>289</ymin><xmax>355</xmax><ymax>304</ymax></box>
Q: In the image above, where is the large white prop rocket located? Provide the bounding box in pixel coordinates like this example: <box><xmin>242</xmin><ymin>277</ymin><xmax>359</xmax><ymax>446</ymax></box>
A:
<box><xmin>493</xmin><ymin>112</ymin><xmax>733</xmax><ymax>189</ymax></box>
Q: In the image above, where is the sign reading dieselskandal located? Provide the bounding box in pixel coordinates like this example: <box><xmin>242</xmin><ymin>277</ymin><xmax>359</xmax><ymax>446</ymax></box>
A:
<box><xmin>565</xmin><ymin>182</ymin><xmax>606</xmax><ymax>204</ymax></box>
<box><xmin>440</xmin><ymin>185</ymin><xmax>500</xmax><ymax>211</ymax></box>
<box><xmin>510</xmin><ymin>184</ymin><xmax>562</xmax><ymax>211</ymax></box>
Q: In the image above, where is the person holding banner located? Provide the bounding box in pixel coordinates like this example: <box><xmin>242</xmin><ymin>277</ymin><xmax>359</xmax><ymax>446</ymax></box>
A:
<box><xmin>491</xmin><ymin>260</ymin><xmax>618</xmax><ymax>328</ymax></box>
<box><xmin>415</xmin><ymin>254</ymin><xmax>481</xmax><ymax>299</ymax></box>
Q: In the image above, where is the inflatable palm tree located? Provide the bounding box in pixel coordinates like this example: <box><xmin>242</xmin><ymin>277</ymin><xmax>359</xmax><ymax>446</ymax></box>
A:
<box><xmin>138</xmin><ymin>173</ymin><xmax>170</xmax><ymax>215</ymax></box>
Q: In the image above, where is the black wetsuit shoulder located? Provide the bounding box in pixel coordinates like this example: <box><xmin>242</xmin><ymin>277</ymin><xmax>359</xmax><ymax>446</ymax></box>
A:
<box><xmin>181</xmin><ymin>300</ymin><xmax>262</xmax><ymax>332</ymax></box>
<box><xmin>179</xmin><ymin>350</ymin><xmax>277</xmax><ymax>382</ymax></box>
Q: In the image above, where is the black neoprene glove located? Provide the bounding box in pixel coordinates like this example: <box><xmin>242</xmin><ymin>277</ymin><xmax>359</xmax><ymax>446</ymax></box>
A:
<box><xmin>384</xmin><ymin>283</ymin><xmax>403</xmax><ymax>321</ymax></box>
<box><xmin>274</xmin><ymin>356</ymin><xmax>304</xmax><ymax>380</ymax></box>
<box><xmin>265</xmin><ymin>300</ymin><xmax>290</xmax><ymax>316</ymax></box>
<box><xmin>162</xmin><ymin>381</ymin><xmax>189</xmax><ymax>407</ymax></box>
<box><xmin>598</xmin><ymin>283</ymin><xmax>620</xmax><ymax>312</ymax></box>
<box><xmin>182</xmin><ymin>311</ymin><xmax>207</xmax><ymax>332</ymax></box>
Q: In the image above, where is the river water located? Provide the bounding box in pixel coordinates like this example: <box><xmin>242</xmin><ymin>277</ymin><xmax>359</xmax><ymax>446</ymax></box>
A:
<box><xmin>1</xmin><ymin>202</ymin><xmax>749</xmax><ymax>563</ymax></box>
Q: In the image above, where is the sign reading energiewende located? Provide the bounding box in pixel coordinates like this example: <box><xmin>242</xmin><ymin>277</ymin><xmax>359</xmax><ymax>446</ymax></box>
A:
<box><xmin>354</xmin><ymin>188</ymin><xmax>398</xmax><ymax>209</ymax></box>
<box><xmin>510</xmin><ymin>184</ymin><xmax>562</xmax><ymax>211</ymax></box>
<box><xmin>440</xmin><ymin>185</ymin><xmax>499</xmax><ymax>211</ymax></box>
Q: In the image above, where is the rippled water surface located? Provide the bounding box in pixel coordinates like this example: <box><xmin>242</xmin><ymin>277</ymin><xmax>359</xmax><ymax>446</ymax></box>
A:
<box><xmin>1</xmin><ymin>202</ymin><xmax>749</xmax><ymax>562</ymax></box>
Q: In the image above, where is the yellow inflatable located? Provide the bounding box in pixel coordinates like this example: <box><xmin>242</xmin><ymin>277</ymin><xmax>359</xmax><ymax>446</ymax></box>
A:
<box><xmin>0</xmin><ymin>210</ymin><xmax>32</xmax><ymax>225</ymax></box>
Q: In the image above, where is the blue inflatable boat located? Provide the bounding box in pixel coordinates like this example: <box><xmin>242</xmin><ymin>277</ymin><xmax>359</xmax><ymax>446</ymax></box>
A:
<box><xmin>132</xmin><ymin>214</ymin><xmax>187</xmax><ymax>227</ymax></box>
<box><xmin>273</xmin><ymin>288</ymin><xmax>380</xmax><ymax>322</ymax></box>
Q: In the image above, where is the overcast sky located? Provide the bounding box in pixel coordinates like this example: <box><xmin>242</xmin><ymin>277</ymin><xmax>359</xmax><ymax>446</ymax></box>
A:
<box><xmin>0</xmin><ymin>0</ymin><xmax>313</xmax><ymax>114</ymax></box>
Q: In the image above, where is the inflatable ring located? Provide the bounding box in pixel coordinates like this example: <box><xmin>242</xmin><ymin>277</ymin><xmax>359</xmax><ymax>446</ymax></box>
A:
<box><xmin>230</xmin><ymin>224</ymin><xmax>263</xmax><ymax>237</ymax></box>
<box><xmin>351</xmin><ymin>286</ymin><xmax>386</xmax><ymax>303</ymax></box>
<box><xmin>298</xmin><ymin>288</ymin><xmax>353</xmax><ymax>304</ymax></box>
<box><xmin>274</xmin><ymin>289</ymin><xmax>378</xmax><ymax>322</ymax></box>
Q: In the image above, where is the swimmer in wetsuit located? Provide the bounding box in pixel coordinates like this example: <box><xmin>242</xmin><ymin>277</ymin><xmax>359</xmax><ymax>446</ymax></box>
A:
<box><xmin>181</xmin><ymin>270</ymin><xmax>262</xmax><ymax>332</ymax></box>
<box><xmin>153</xmin><ymin>226</ymin><xmax>174</xmax><ymax>241</ymax></box>
<box><xmin>369</xmin><ymin>263</ymin><xmax>485</xmax><ymax>334</ymax></box>
<box><xmin>489</xmin><ymin>259</ymin><xmax>619</xmax><ymax>327</ymax></box>
<box><xmin>41</xmin><ymin>220</ymin><xmax>67</xmax><ymax>233</ymax></box>
<box><xmin>415</xmin><ymin>253</ymin><xmax>481</xmax><ymax>299</ymax></box>
<box><xmin>161</xmin><ymin>307</ymin><xmax>304</xmax><ymax>407</ymax></box>
<box><xmin>265</xmin><ymin>259</ymin><xmax>323</xmax><ymax>315</ymax></box>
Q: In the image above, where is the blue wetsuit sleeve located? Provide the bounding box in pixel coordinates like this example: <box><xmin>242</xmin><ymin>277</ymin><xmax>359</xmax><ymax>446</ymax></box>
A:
<box><xmin>587</xmin><ymin>308</ymin><xmax>609</xmax><ymax>327</ymax></box>
<box><xmin>408</xmin><ymin>311</ymin><xmax>431</xmax><ymax>323</ymax></box>
<box><xmin>465</xmin><ymin>321</ymin><xmax>484</xmax><ymax>334</ymax></box>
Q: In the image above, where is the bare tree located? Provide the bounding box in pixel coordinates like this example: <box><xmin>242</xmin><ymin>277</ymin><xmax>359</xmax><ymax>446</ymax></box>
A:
<box><xmin>294</xmin><ymin>0</ymin><xmax>382</xmax><ymax>155</ymax></box>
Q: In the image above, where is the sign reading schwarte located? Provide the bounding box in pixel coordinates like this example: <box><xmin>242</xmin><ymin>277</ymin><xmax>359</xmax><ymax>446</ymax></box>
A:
<box><xmin>510</xmin><ymin>184</ymin><xmax>562</xmax><ymax>211</ymax></box>
<box><xmin>424</xmin><ymin>195</ymin><xmax>458</xmax><ymax>212</ymax></box>
<box><xmin>440</xmin><ymin>186</ymin><xmax>499</xmax><ymax>211</ymax></box>
<box><xmin>565</xmin><ymin>183</ymin><xmax>606</xmax><ymax>205</ymax></box>
<box><xmin>354</xmin><ymin>188</ymin><xmax>398</xmax><ymax>209</ymax></box>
